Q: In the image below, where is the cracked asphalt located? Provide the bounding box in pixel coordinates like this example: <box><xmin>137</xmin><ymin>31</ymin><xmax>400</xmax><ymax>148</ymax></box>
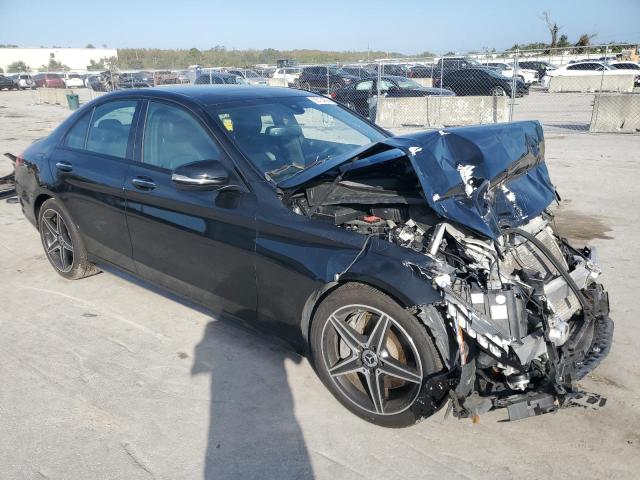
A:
<box><xmin>0</xmin><ymin>89</ymin><xmax>638</xmax><ymax>479</ymax></box>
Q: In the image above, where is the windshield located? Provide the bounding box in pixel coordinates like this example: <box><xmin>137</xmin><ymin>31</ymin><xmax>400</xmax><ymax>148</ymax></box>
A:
<box><xmin>244</xmin><ymin>70</ymin><xmax>260</xmax><ymax>78</ymax></box>
<box><xmin>209</xmin><ymin>96</ymin><xmax>386</xmax><ymax>182</ymax></box>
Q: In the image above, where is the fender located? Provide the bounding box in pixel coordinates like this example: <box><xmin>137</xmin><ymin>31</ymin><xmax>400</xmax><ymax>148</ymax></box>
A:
<box><xmin>299</xmin><ymin>237</ymin><xmax>446</xmax><ymax>357</ymax></box>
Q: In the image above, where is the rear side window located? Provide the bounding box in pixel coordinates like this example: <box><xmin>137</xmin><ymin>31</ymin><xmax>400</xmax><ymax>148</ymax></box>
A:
<box><xmin>64</xmin><ymin>110</ymin><xmax>92</xmax><ymax>149</ymax></box>
<box><xmin>86</xmin><ymin>100</ymin><xmax>137</xmax><ymax>159</ymax></box>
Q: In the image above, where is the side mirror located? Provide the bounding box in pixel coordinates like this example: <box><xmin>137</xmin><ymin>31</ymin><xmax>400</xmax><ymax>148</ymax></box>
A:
<box><xmin>172</xmin><ymin>160</ymin><xmax>229</xmax><ymax>190</ymax></box>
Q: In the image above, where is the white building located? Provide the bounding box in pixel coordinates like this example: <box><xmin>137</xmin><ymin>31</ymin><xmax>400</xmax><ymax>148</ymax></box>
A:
<box><xmin>0</xmin><ymin>47</ymin><xmax>118</xmax><ymax>73</ymax></box>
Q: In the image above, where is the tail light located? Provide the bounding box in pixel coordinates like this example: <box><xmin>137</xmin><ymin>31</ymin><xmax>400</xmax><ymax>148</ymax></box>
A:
<box><xmin>329</xmin><ymin>92</ymin><xmax>336</xmax><ymax>99</ymax></box>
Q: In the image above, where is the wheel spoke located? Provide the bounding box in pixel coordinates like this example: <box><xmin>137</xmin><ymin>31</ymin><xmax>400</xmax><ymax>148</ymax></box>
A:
<box><xmin>59</xmin><ymin>234</ymin><xmax>73</xmax><ymax>252</ymax></box>
<box><xmin>364</xmin><ymin>369</ymin><xmax>385</xmax><ymax>414</ymax></box>
<box><xmin>47</xmin><ymin>239</ymin><xmax>60</xmax><ymax>254</ymax></box>
<box><xmin>328</xmin><ymin>355</ymin><xmax>362</xmax><ymax>377</ymax></box>
<box><xmin>329</xmin><ymin>315</ymin><xmax>366</xmax><ymax>352</ymax></box>
<box><xmin>59</xmin><ymin>244</ymin><xmax>68</xmax><ymax>270</ymax></box>
<box><xmin>378</xmin><ymin>355</ymin><xmax>422</xmax><ymax>384</ymax></box>
<box><xmin>366</xmin><ymin>314</ymin><xmax>389</xmax><ymax>352</ymax></box>
<box><xmin>42</xmin><ymin>215</ymin><xmax>59</xmax><ymax>236</ymax></box>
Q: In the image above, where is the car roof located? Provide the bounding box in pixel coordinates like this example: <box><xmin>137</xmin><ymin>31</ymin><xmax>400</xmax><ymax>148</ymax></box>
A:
<box><xmin>96</xmin><ymin>85</ymin><xmax>311</xmax><ymax>106</ymax></box>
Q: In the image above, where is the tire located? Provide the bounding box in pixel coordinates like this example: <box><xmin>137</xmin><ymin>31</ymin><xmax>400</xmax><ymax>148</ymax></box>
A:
<box><xmin>330</xmin><ymin>82</ymin><xmax>342</xmax><ymax>92</ymax></box>
<box><xmin>38</xmin><ymin>198</ymin><xmax>99</xmax><ymax>280</ymax></box>
<box><xmin>300</xmin><ymin>82</ymin><xmax>311</xmax><ymax>91</ymax></box>
<box><xmin>310</xmin><ymin>283</ymin><xmax>444</xmax><ymax>428</ymax></box>
<box><xmin>491</xmin><ymin>86</ymin><xmax>507</xmax><ymax>96</ymax></box>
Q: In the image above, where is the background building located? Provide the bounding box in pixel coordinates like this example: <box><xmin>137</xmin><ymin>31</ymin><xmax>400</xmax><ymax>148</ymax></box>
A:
<box><xmin>0</xmin><ymin>47</ymin><xmax>117</xmax><ymax>72</ymax></box>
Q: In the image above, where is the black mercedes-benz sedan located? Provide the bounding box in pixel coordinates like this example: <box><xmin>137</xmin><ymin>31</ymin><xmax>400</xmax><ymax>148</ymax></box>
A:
<box><xmin>13</xmin><ymin>86</ymin><xmax>612</xmax><ymax>427</ymax></box>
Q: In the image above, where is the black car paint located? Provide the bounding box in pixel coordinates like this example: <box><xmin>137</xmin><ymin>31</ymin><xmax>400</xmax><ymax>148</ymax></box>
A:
<box><xmin>14</xmin><ymin>86</ymin><xmax>443</xmax><ymax>354</ymax></box>
<box><xmin>332</xmin><ymin>76</ymin><xmax>455</xmax><ymax>117</ymax></box>
<box><xmin>436</xmin><ymin>68</ymin><xmax>529</xmax><ymax>97</ymax></box>
<box><xmin>0</xmin><ymin>74</ymin><xmax>18</xmax><ymax>90</ymax></box>
<box><xmin>296</xmin><ymin>66</ymin><xmax>359</xmax><ymax>93</ymax></box>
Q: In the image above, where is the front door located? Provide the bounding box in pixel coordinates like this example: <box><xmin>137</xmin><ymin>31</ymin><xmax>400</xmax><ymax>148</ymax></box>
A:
<box><xmin>124</xmin><ymin>100</ymin><xmax>258</xmax><ymax>321</ymax></box>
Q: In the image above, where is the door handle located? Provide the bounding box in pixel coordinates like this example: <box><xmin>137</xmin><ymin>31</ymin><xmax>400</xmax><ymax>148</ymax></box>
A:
<box><xmin>55</xmin><ymin>161</ymin><xmax>73</xmax><ymax>172</ymax></box>
<box><xmin>131</xmin><ymin>176</ymin><xmax>156</xmax><ymax>190</ymax></box>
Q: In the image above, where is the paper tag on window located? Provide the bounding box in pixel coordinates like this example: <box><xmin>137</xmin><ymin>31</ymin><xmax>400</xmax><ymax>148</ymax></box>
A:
<box><xmin>307</xmin><ymin>96</ymin><xmax>335</xmax><ymax>105</ymax></box>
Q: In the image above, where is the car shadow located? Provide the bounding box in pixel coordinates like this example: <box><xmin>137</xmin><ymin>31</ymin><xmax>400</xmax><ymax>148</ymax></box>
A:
<box><xmin>192</xmin><ymin>320</ymin><xmax>315</xmax><ymax>479</ymax></box>
<box><xmin>91</xmin><ymin>264</ymin><xmax>315</xmax><ymax>479</ymax></box>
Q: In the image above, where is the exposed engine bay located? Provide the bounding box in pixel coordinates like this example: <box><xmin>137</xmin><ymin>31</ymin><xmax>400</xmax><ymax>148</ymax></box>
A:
<box><xmin>281</xmin><ymin>121</ymin><xmax>613</xmax><ymax>421</ymax></box>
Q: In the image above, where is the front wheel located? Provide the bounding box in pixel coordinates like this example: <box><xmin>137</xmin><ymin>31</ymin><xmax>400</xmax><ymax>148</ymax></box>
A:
<box><xmin>310</xmin><ymin>283</ymin><xmax>445</xmax><ymax>428</ymax></box>
<box><xmin>38</xmin><ymin>198</ymin><xmax>99</xmax><ymax>280</ymax></box>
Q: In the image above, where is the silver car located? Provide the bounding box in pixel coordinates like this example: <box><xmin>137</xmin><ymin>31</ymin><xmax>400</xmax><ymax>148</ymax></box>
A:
<box><xmin>227</xmin><ymin>68</ymin><xmax>269</xmax><ymax>85</ymax></box>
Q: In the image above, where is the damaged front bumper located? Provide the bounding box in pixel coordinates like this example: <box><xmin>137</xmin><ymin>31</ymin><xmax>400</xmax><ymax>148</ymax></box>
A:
<box><xmin>444</xmin><ymin>279</ymin><xmax>613</xmax><ymax>422</ymax></box>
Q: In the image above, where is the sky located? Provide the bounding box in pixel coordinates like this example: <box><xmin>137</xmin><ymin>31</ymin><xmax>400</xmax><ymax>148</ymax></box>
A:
<box><xmin>1</xmin><ymin>0</ymin><xmax>638</xmax><ymax>54</ymax></box>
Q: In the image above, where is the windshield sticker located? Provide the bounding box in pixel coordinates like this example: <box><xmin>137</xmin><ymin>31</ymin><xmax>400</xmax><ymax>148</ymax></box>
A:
<box><xmin>219</xmin><ymin>113</ymin><xmax>234</xmax><ymax>132</ymax></box>
<box><xmin>308</xmin><ymin>96</ymin><xmax>335</xmax><ymax>105</ymax></box>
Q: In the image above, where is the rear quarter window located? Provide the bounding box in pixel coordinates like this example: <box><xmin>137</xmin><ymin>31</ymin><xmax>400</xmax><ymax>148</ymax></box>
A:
<box><xmin>63</xmin><ymin>110</ymin><xmax>93</xmax><ymax>149</ymax></box>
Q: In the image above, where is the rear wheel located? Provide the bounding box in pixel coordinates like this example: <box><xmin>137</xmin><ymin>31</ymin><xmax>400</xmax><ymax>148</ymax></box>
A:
<box><xmin>38</xmin><ymin>198</ymin><xmax>99</xmax><ymax>280</ymax></box>
<box><xmin>310</xmin><ymin>283</ymin><xmax>445</xmax><ymax>428</ymax></box>
<box><xmin>299</xmin><ymin>82</ymin><xmax>311</xmax><ymax>91</ymax></box>
<box><xmin>491</xmin><ymin>86</ymin><xmax>507</xmax><ymax>96</ymax></box>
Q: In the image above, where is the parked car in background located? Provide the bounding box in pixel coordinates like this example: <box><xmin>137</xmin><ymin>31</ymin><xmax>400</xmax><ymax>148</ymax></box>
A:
<box><xmin>174</xmin><ymin>70</ymin><xmax>190</xmax><ymax>84</ymax></box>
<box><xmin>85</xmin><ymin>75</ymin><xmax>105</xmax><ymax>91</ymax></box>
<box><xmin>435</xmin><ymin>57</ymin><xmax>482</xmax><ymax>71</ymax></box>
<box><xmin>372</xmin><ymin>64</ymin><xmax>409</xmax><ymax>77</ymax></box>
<box><xmin>482</xmin><ymin>62</ymin><xmax>538</xmax><ymax>84</ymax></box>
<box><xmin>118</xmin><ymin>72</ymin><xmax>153</xmax><ymax>89</ymax></box>
<box><xmin>331</xmin><ymin>75</ymin><xmax>454</xmax><ymax>118</ymax></box>
<box><xmin>436</xmin><ymin>68</ymin><xmax>529</xmax><ymax>97</ymax></box>
<box><xmin>194</xmin><ymin>72</ymin><xmax>247</xmax><ymax>85</ymax></box>
<box><xmin>541</xmin><ymin>61</ymin><xmax>640</xmax><ymax>87</ymax></box>
<box><xmin>408</xmin><ymin>65</ymin><xmax>437</xmax><ymax>78</ymax></box>
<box><xmin>34</xmin><ymin>73</ymin><xmax>66</xmax><ymax>88</ymax></box>
<box><xmin>9</xmin><ymin>74</ymin><xmax>35</xmax><ymax>89</ymax></box>
<box><xmin>609</xmin><ymin>61</ymin><xmax>640</xmax><ymax>71</ymax></box>
<box><xmin>518</xmin><ymin>60</ymin><xmax>557</xmax><ymax>80</ymax></box>
<box><xmin>272</xmin><ymin>67</ymin><xmax>302</xmax><ymax>85</ymax></box>
<box><xmin>254</xmin><ymin>67</ymin><xmax>276</xmax><ymax>78</ymax></box>
<box><xmin>296</xmin><ymin>65</ymin><xmax>359</xmax><ymax>93</ymax></box>
<box><xmin>0</xmin><ymin>74</ymin><xmax>19</xmax><ymax>90</ymax></box>
<box><xmin>227</xmin><ymin>69</ymin><xmax>269</xmax><ymax>85</ymax></box>
<box><xmin>340</xmin><ymin>66</ymin><xmax>376</xmax><ymax>79</ymax></box>
<box><xmin>153</xmin><ymin>70</ymin><xmax>180</xmax><ymax>85</ymax></box>
<box><xmin>63</xmin><ymin>73</ymin><xmax>85</xmax><ymax>88</ymax></box>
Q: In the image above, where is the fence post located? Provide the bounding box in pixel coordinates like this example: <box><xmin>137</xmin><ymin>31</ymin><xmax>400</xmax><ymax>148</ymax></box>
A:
<box><xmin>509</xmin><ymin>48</ymin><xmax>518</xmax><ymax>122</ymax></box>
<box><xmin>590</xmin><ymin>44</ymin><xmax>608</xmax><ymax>132</ymax></box>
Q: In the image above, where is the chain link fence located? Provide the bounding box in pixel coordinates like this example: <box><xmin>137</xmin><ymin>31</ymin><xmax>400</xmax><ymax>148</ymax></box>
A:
<box><xmin>13</xmin><ymin>42</ymin><xmax>639</xmax><ymax>134</ymax></box>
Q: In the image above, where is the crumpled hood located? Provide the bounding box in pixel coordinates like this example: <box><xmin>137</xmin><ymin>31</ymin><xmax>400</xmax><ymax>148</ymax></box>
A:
<box><xmin>280</xmin><ymin>121</ymin><xmax>556</xmax><ymax>239</ymax></box>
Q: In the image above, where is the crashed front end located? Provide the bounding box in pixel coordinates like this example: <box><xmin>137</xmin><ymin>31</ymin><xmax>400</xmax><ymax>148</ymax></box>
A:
<box><xmin>281</xmin><ymin>120</ymin><xmax>613</xmax><ymax>421</ymax></box>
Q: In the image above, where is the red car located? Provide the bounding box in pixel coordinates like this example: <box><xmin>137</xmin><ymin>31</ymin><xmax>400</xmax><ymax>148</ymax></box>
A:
<box><xmin>33</xmin><ymin>73</ymin><xmax>66</xmax><ymax>88</ymax></box>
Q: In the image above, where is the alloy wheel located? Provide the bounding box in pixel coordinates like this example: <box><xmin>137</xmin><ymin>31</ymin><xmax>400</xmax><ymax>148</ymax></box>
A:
<box><xmin>321</xmin><ymin>304</ymin><xmax>423</xmax><ymax>415</ymax></box>
<box><xmin>41</xmin><ymin>209</ymin><xmax>74</xmax><ymax>273</ymax></box>
<box><xmin>492</xmin><ymin>86</ymin><xmax>507</xmax><ymax>96</ymax></box>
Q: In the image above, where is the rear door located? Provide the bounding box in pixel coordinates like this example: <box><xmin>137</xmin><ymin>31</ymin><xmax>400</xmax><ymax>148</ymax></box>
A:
<box><xmin>124</xmin><ymin>100</ymin><xmax>258</xmax><ymax>320</ymax></box>
<box><xmin>50</xmin><ymin>99</ymin><xmax>140</xmax><ymax>271</ymax></box>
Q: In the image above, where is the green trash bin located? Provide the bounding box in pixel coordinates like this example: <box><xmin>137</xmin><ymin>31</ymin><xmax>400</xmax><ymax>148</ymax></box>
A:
<box><xmin>66</xmin><ymin>93</ymin><xmax>80</xmax><ymax>110</ymax></box>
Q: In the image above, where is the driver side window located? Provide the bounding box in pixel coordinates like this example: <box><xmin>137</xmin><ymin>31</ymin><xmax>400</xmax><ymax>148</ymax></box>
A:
<box><xmin>142</xmin><ymin>101</ymin><xmax>221</xmax><ymax>171</ymax></box>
